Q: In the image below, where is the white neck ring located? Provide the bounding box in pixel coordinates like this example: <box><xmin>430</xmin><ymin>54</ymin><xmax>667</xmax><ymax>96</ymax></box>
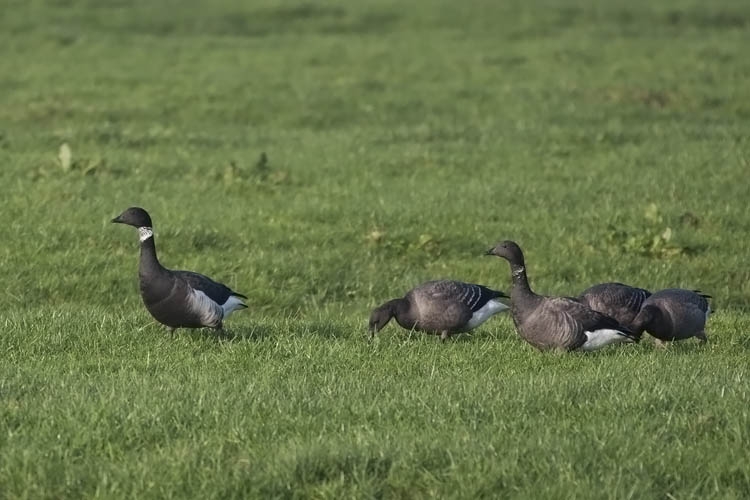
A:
<box><xmin>138</xmin><ymin>226</ymin><xmax>154</xmax><ymax>242</ymax></box>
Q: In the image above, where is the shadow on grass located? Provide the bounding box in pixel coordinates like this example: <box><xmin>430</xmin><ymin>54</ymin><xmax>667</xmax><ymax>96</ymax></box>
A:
<box><xmin>221</xmin><ymin>324</ymin><xmax>276</xmax><ymax>342</ymax></box>
<box><xmin>143</xmin><ymin>324</ymin><xmax>272</xmax><ymax>343</ymax></box>
<box><xmin>296</xmin><ymin>321</ymin><xmax>352</xmax><ymax>339</ymax></box>
<box><xmin>371</xmin><ymin>328</ymin><xmax>479</xmax><ymax>344</ymax></box>
<box><xmin>218</xmin><ymin>321</ymin><xmax>355</xmax><ymax>342</ymax></box>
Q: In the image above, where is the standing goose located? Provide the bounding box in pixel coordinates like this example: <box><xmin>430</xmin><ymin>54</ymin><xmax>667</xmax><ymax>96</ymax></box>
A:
<box><xmin>631</xmin><ymin>288</ymin><xmax>711</xmax><ymax>346</ymax></box>
<box><xmin>112</xmin><ymin>207</ymin><xmax>247</xmax><ymax>333</ymax></box>
<box><xmin>578</xmin><ymin>282</ymin><xmax>651</xmax><ymax>334</ymax></box>
<box><xmin>485</xmin><ymin>240</ymin><xmax>637</xmax><ymax>351</ymax></box>
<box><xmin>368</xmin><ymin>280</ymin><xmax>510</xmax><ymax>341</ymax></box>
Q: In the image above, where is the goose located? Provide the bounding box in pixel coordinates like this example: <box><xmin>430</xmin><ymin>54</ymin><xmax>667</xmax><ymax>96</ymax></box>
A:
<box><xmin>578</xmin><ymin>282</ymin><xmax>651</xmax><ymax>334</ymax></box>
<box><xmin>111</xmin><ymin>207</ymin><xmax>247</xmax><ymax>333</ymax></box>
<box><xmin>485</xmin><ymin>240</ymin><xmax>637</xmax><ymax>351</ymax></box>
<box><xmin>368</xmin><ymin>280</ymin><xmax>510</xmax><ymax>341</ymax></box>
<box><xmin>631</xmin><ymin>288</ymin><xmax>711</xmax><ymax>346</ymax></box>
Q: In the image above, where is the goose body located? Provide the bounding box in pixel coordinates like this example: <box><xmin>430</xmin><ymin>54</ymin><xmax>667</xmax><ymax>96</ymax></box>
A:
<box><xmin>369</xmin><ymin>280</ymin><xmax>509</xmax><ymax>340</ymax></box>
<box><xmin>486</xmin><ymin>241</ymin><xmax>637</xmax><ymax>352</ymax></box>
<box><xmin>112</xmin><ymin>207</ymin><xmax>247</xmax><ymax>331</ymax></box>
<box><xmin>631</xmin><ymin>288</ymin><xmax>711</xmax><ymax>343</ymax></box>
<box><xmin>578</xmin><ymin>282</ymin><xmax>651</xmax><ymax>333</ymax></box>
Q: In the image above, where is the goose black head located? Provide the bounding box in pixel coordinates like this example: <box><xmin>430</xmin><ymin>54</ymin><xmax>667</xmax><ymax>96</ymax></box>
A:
<box><xmin>368</xmin><ymin>303</ymin><xmax>395</xmax><ymax>337</ymax></box>
<box><xmin>112</xmin><ymin>207</ymin><xmax>153</xmax><ymax>228</ymax></box>
<box><xmin>631</xmin><ymin>304</ymin><xmax>664</xmax><ymax>337</ymax></box>
<box><xmin>485</xmin><ymin>240</ymin><xmax>525</xmax><ymax>266</ymax></box>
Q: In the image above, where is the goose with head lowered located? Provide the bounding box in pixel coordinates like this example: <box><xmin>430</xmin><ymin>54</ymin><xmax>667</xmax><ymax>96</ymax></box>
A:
<box><xmin>578</xmin><ymin>282</ymin><xmax>651</xmax><ymax>334</ymax></box>
<box><xmin>485</xmin><ymin>240</ymin><xmax>637</xmax><ymax>352</ymax></box>
<box><xmin>369</xmin><ymin>280</ymin><xmax>510</xmax><ymax>341</ymax></box>
<box><xmin>111</xmin><ymin>207</ymin><xmax>247</xmax><ymax>333</ymax></box>
<box><xmin>630</xmin><ymin>288</ymin><xmax>711</xmax><ymax>346</ymax></box>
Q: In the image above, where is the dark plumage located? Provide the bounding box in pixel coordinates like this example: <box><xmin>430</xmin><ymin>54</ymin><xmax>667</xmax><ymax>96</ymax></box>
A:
<box><xmin>368</xmin><ymin>280</ymin><xmax>510</xmax><ymax>341</ymax></box>
<box><xmin>112</xmin><ymin>207</ymin><xmax>247</xmax><ymax>332</ymax></box>
<box><xmin>578</xmin><ymin>282</ymin><xmax>651</xmax><ymax>334</ymax></box>
<box><xmin>631</xmin><ymin>288</ymin><xmax>711</xmax><ymax>345</ymax></box>
<box><xmin>486</xmin><ymin>240</ymin><xmax>637</xmax><ymax>352</ymax></box>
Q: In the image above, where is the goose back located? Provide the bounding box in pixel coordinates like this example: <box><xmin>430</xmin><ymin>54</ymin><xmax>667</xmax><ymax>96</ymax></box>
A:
<box><xmin>517</xmin><ymin>296</ymin><xmax>630</xmax><ymax>351</ymax></box>
<box><xmin>486</xmin><ymin>240</ymin><xmax>634</xmax><ymax>352</ymax></box>
<box><xmin>403</xmin><ymin>280</ymin><xmax>507</xmax><ymax>334</ymax></box>
<box><xmin>578</xmin><ymin>282</ymin><xmax>651</xmax><ymax>331</ymax></box>
<box><xmin>639</xmin><ymin>288</ymin><xmax>710</xmax><ymax>341</ymax></box>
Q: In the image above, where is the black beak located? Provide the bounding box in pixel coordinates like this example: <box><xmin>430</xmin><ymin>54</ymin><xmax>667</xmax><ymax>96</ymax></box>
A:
<box><xmin>111</xmin><ymin>215</ymin><xmax>123</xmax><ymax>224</ymax></box>
<box><xmin>484</xmin><ymin>248</ymin><xmax>494</xmax><ymax>256</ymax></box>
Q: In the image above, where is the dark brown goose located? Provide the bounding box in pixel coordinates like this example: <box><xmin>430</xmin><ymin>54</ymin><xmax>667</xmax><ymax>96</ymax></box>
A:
<box><xmin>578</xmin><ymin>282</ymin><xmax>651</xmax><ymax>334</ymax></box>
<box><xmin>112</xmin><ymin>207</ymin><xmax>247</xmax><ymax>332</ymax></box>
<box><xmin>631</xmin><ymin>288</ymin><xmax>711</xmax><ymax>345</ymax></box>
<box><xmin>368</xmin><ymin>280</ymin><xmax>509</xmax><ymax>341</ymax></box>
<box><xmin>486</xmin><ymin>240</ymin><xmax>637</xmax><ymax>351</ymax></box>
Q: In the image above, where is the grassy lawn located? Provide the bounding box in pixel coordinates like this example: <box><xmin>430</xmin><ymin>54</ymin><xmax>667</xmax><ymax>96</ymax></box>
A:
<box><xmin>1</xmin><ymin>0</ymin><xmax>749</xmax><ymax>498</ymax></box>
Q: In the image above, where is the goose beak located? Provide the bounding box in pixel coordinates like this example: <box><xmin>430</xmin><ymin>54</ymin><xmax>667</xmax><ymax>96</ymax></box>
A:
<box><xmin>111</xmin><ymin>215</ymin><xmax>123</xmax><ymax>224</ymax></box>
<box><xmin>484</xmin><ymin>248</ymin><xmax>494</xmax><ymax>256</ymax></box>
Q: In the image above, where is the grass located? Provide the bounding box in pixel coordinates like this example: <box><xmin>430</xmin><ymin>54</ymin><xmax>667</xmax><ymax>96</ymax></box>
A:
<box><xmin>1</xmin><ymin>0</ymin><xmax>750</xmax><ymax>498</ymax></box>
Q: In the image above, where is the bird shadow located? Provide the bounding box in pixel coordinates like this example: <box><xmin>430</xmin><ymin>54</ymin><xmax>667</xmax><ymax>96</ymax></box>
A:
<box><xmin>371</xmin><ymin>328</ymin><xmax>476</xmax><ymax>344</ymax></box>
<box><xmin>212</xmin><ymin>321</ymin><xmax>353</xmax><ymax>342</ymax></box>
<box><xmin>295</xmin><ymin>321</ymin><xmax>351</xmax><ymax>339</ymax></box>
<box><xmin>572</xmin><ymin>337</ymin><xmax>712</xmax><ymax>357</ymax></box>
<box><xmin>219</xmin><ymin>324</ymin><xmax>276</xmax><ymax>342</ymax></box>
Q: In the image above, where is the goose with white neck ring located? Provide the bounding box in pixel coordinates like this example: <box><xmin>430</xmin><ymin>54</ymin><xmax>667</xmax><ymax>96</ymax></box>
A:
<box><xmin>485</xmin><ymin>240</ymin><xmax>637</xmax><ymax>352</ymax></box>
<box><xmin>111</xmin><ymin>206</ymin><xmax>247</xmax><ymax>333</ymax></box>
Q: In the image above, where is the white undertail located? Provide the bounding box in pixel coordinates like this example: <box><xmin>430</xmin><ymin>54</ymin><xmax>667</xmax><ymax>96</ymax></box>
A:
<box><xmin>465</xmin><ymin>299</ymin><xmax>510</xmax><ymax>330</ymax></box>
<box><xmin>580</xmin><ymin>329</ymin><xmax>634</xmax><ymax>351</ymax></box>
<box><xmin>222</xmin><ymin>295</ymin><xmax>247</xmax><ymax>318</ymax></box>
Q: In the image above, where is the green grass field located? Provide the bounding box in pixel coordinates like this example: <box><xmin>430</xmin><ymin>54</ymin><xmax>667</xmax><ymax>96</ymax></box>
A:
<box><xmin>2</xmin><ymin>0</ymin><xmax>750</xmax><ymax>498</ymax></box>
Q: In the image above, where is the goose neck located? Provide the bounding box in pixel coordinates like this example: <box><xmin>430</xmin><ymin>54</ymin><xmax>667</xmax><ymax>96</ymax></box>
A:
<box><xmin>510</xmin><ymin>263</ymin><xmax>533</xmax><ymax>296</ymax></box>
<box><xmin>138</xmin><ymin>233</ymin><xmax>163</xmax><ymax>275</ymax></box>
<box><xmin>389</xmin><ymin>298</ymin><xmax>410</xmax><ymax>318</ymax></box>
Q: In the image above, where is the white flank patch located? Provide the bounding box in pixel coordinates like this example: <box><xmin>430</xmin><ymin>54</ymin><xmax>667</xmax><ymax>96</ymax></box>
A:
<box><xmin>705</xmin><ymin>308</ymin><xmax>711</xmax><ymax>323</ymax></box>
<box><xmin>138</xmin><ymin>226</ymin><xmax>154</xmax><ymax>242</ymax></box>
<box><xmin>465</xmin><ymin>299</ymin><xmax>510</xmax><ymax>330</ymax></box>
<box><xmin>187</xmin><ymin>288</ymin><xmax>223</xmax><ymax>328</ymax></box>
<box><xmin>581</xmin><ymin>329</ymin><xmax>634</xmax><ymax>351</ymax></box>
<box><xmin>222</xmin><ymin>295</ymin><xmax>247</xmax><ymax>318</ymax></box>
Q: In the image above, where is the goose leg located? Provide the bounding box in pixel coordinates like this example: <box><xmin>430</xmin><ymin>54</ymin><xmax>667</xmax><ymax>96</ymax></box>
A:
<box><xmin>696</xmin><ymin>332</ymin><xmax>708</xmax><ymax>344</ymax></box>
<box><xmin>654</xmin><ymin>339</ymin><xmax>668</xmax><ymax>349</ymax></box>
<box><xmin>215</xmin><ymin>323</ymin><xmax>231</xmax><ymax>340</ymax></box>
<box><xmin>440</xmin><ymin>331</ymin><xmax>450</xmax><ymax>342</ymax></box>
<box><xmin>166</xmin><ymin>326</ymin><xmax>176</xmax><ymax>336</ymax></box>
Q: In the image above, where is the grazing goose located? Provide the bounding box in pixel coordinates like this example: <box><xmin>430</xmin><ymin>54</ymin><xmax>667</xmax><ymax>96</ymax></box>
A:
<box><xmin>111</xmin><ymin>207</ymin><xmax>247</xmax><ymax>333</ymax></box>
<box><xmin>485</xmin><ymin>240</ymin><xmax>637</xmax><ymax>351</ymax></box>
<box><xmin>631</xmin><ymin>288</ymin><xmax>711</xmax><ymax>345</ymax></box>
<box><xmin>368</xmin><ymin>280</ymin><xmax>510</xmax><ymax>341</ymax></box>
<box><xmin>578</xmin><ymin>282</ymin><xmax>651</xmax><ymax>334</ymax></box>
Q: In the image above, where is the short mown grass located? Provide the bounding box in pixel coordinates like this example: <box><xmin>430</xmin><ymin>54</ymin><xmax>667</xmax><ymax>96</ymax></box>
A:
<box><xmin>1</xmin><ymin>0</ymin><xmax>749</xmax><ymax>498</ymax></box>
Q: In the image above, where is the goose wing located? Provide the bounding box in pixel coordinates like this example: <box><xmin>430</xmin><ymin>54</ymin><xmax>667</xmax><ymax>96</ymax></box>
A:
<box><xmin>174</xmin><ymin>270</ymin><xmax>247</xmax><ymax>305</ymax></box>
<box><xmin>420</xmin><ymin>280</ymin><xmax>508</xmax><ymax>313</ymax></box>
<box><xmin>529</xmin><ymin>297</ymin><xmax>634</xmax><ymax>350</ymax></box>
<box><xmin>578</xmin><ymin>283</ymin><xmax>651</xmax><ymax>326</ymax></box>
